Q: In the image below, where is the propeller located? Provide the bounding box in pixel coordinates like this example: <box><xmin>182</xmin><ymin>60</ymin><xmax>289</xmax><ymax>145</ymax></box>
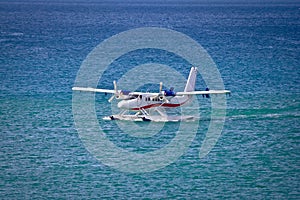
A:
<box><xmin>157</xmin><ymin>82</ymin><xmax>169</xmax><ymax>103</ymax></box>
<box><xmin>108</xmin><ymin>80</ymin><xmax>118</xmax><ymax>102</ymax></box>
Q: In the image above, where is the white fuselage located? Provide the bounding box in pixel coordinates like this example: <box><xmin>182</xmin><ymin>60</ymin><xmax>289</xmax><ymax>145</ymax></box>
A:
<box><xmin>117</xmin><ymin>94</ymin><xmax>191</xmax><ymax>110</ymax></box>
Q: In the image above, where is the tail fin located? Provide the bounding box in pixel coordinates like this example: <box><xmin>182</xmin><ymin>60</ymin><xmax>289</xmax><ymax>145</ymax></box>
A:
<box><xmin>184</xmin><ymin>67</ymin><xmax>198</xmax><ymax>92</ymax></box>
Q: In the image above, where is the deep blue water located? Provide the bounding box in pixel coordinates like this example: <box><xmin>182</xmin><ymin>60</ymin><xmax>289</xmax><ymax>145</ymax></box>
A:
<box><xmin>1</xmin><ymin>1</ymin><xmax>299</xmax><ymax>199</ymax></box>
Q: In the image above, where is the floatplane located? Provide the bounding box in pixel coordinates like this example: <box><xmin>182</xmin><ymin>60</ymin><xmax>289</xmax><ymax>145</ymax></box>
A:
<box><xmin>72</xmin><ymin>67</ymin><xmax>230</xmax><ymax>122</ymax></box>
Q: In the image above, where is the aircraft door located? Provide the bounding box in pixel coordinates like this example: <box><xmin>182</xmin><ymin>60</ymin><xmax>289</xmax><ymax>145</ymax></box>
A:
<box><xmin>137</xmin><ymin>95</ymin><xmax>143</xmax><ymax>107</ymax></box>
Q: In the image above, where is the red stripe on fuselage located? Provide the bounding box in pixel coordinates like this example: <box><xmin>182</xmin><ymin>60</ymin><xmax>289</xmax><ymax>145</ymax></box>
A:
<box><xmin>131</xmin><ymin>98</ymin><xmax>190</xmax><ymax>111</ymax></box>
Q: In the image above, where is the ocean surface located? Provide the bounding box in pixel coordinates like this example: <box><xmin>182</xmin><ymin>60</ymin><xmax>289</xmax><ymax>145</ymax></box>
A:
<box><xmin>1</xmin><ymin>0</ymin><xmax>299</xmax><ymax>199</ymax></box>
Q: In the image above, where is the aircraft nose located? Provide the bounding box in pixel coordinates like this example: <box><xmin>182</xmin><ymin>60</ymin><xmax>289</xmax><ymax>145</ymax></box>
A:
<box><xmin>117</xmin><ymin>100</ymin><xmax>129</xmax><ymax>109</ymax></box>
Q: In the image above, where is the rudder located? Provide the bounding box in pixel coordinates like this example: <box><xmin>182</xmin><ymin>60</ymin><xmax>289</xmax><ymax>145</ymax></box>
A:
<box><xmin>184</xmin><ymin>67</ymin><xmax>198</xmax><ymax>92</ymax></box>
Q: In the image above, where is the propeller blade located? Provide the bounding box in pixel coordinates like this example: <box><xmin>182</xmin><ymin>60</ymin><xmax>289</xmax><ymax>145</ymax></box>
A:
<box><xmin>159</xmin><ymin>82</ymin><xmax>163</xmax><ymax>93</ymax></box>
<box><xmin>108</xmin><ymin>95</ymin><xmax>115</xmax><ymax>102</ymax></box>
<box><xmin>108</xmin><ymin>81</ymin><xmax>118</xmax><ymax>103</ymax></box>
<box><xmin>164</xmin><ymin>97</ymin><xmax>169</xmax><ymax>103</ymax></box>
<box><xmin>113</xmin><ymin>80</ymin><xmax>117</xmax><ymax>94</ymax></box>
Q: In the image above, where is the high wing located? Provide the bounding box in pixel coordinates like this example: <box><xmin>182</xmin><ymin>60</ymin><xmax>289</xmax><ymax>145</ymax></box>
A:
<box><xmin>176</xmin><ymin>90</ymin><xmax>231</xmax><ymax>95</ymax></box>
<box><xmin>72</xmin><ymin>87</ymin><xmax>159</xmax><ymax>96</ymax></box>
<box><xmin>72</xmin><ymin>87</ymin><xmax>117</xmax><ymax>94</ymax></box>
<box><xmin>72</xmin><ymin>87</ymin><xmax>230</xmax><ymax>96</ymax></box>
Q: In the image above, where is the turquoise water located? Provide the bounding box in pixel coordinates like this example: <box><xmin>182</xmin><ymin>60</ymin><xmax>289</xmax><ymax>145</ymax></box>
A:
<box><xmin>1</xmin><ymin>1</ymin><xmax>299</xmax><ymax>199</ymax></box>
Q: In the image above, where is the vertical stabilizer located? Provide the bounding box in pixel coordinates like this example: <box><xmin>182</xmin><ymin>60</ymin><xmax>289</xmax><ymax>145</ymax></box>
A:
<box><xmin>184</xmin><ymin>67</ymin><xmax>198</xmax><ymax>92</ymax></box>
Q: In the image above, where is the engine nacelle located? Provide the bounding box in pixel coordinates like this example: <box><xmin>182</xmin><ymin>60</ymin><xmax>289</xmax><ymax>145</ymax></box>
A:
<box><xmin>115</xmin><ymin>90</ymin><xmax>132</xmax><ymax>100</ymax></box>
<box><xmin>116</xmin><ymin>95</ymin><xmax>134</xmax><ymax>100</ymax></box>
